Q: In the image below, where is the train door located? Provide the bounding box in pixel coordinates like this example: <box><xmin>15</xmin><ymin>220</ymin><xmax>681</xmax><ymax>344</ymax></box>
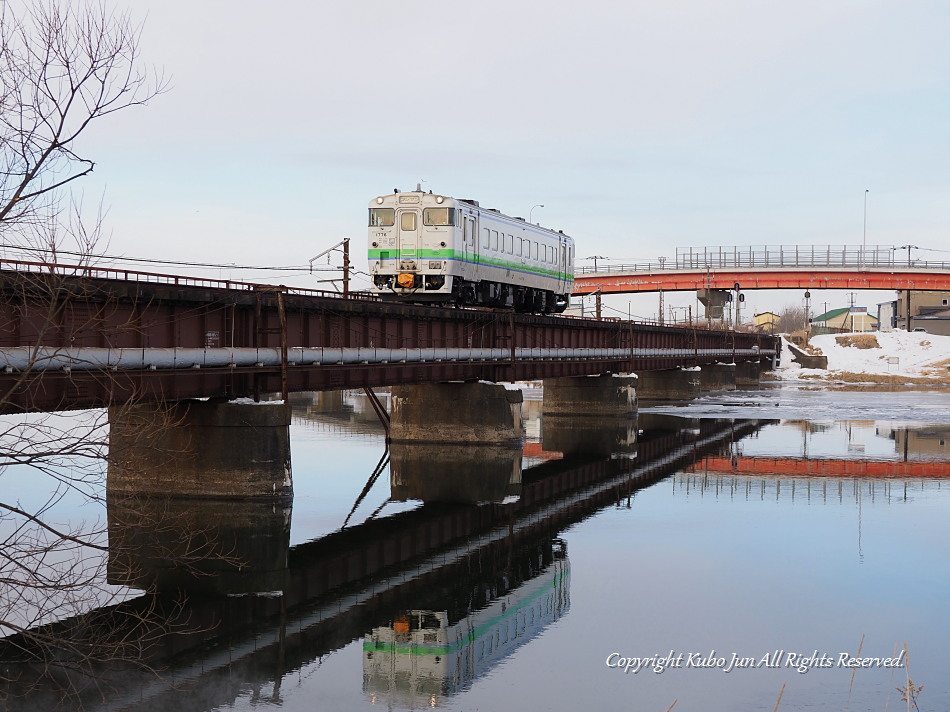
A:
<box><xmin>559</xmin><ymin>238</ymin><xmax>569</xmax><ymax>290</ymax></box>
<box><xmin>463</xmin><ymin>214</ymin><xmax>478</xmax><ymax>279</ymax></box>
<box><xmin>397</xmin><ymin>209</ymin><xmax>421</xmax><ymax>286</ymax></box>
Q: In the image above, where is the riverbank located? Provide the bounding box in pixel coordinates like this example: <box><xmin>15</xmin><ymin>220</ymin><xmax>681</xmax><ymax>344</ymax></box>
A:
<box><xmin>771</xmin><ymin>331</ymin><xmax>950</xmax><ymax>385</ymax></box>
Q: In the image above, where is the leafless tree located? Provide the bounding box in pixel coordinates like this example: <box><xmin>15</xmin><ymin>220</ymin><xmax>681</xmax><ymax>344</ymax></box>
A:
<box><xmin>0</xmin><ymin>0</ymin><xmax>164</xmax><ymax>252</ymax></box>
<box><xmin>775</xmin><ymin>305</ymin><xmax>807</xmax><ymax>335</ymax></box>
<box><xmin>0</xmin><ymin>3</ymin><xmax>228</xmax><ymax>708</ymax></box>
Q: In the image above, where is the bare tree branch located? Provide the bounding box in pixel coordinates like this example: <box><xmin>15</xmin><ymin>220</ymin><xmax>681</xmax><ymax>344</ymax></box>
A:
<box><xmin>0</xmin><ymin>0</ymin><xmax>166</xmax><ymax>248</ymax></box>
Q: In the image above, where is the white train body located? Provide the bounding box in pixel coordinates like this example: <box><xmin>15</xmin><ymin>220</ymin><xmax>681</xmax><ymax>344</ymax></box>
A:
<box><xmin>368</xmin><ymin>191</ymin><xmax>574</xmax><ymax>312</ymax></box>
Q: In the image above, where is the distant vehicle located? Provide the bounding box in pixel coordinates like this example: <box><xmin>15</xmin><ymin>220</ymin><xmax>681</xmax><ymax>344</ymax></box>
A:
<box><xmin>913</xmin><ymin>327</ymin><xmax>927</xmax><ymax>332</ymax></box>
<box><xmin>368</xmin><ymin>189</ymin><xmax>574</xmax><ymax>313</ymax></box>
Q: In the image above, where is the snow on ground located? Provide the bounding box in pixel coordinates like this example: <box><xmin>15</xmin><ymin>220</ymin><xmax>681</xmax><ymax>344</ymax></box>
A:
<box><xmin>775</xmin><ymin>330</ymin><xmax>950</xmax><ymax>381</ymax></box>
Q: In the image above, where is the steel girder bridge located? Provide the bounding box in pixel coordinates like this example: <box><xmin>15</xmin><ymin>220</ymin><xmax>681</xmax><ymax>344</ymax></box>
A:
<box><xmin>0</xmin><ymin>260</ymin><xmax>778</xmax><ymax>414</ymax></box>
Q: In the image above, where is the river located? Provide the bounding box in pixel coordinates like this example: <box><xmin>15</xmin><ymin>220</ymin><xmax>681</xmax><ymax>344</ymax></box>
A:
<box><xmin>2</xmin><ymin>383</ymin><xmax>949</xmax><ymax>711</ymax></box>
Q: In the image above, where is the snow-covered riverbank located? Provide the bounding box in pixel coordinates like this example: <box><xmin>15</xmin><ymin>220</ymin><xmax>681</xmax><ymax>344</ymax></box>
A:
<box><xmin>773</xmin><ymin>331</ymin><xmax>950</xmax><ymax>384</ymax></box>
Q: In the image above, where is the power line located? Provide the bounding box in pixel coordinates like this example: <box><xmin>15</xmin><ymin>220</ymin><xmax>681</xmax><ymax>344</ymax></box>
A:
<box><xmin>0</xmin><ymin>243</ymin><xmax>342</xmax><ymax>272</ymax></box>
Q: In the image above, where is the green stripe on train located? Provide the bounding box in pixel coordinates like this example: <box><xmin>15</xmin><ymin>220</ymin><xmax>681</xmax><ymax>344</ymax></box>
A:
<box><xmin>368</xmin><ymin>249</ymin><xmax>572</xmax><ymax>282</ymax></box>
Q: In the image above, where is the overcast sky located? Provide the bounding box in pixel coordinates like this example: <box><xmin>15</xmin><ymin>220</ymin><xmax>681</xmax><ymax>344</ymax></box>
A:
<box><xmin>74</xmin><ymin>0</ymin><xmax>950</xmax><ymax>320</ymax></box>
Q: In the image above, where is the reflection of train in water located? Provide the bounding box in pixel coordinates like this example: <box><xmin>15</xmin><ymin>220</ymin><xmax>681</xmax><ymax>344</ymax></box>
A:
<box><xmin>363</xmin><ymin>539</ymin><xmax>570</xmax><ymax>708</ymax></box>
<box><xmin>368</xmin><ymin>189</ymin><xmax>575</xmax><ymax>313</ymax></box>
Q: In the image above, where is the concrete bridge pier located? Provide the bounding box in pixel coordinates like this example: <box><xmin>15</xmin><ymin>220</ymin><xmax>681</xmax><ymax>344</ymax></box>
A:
<box><xmin>388</xmin><ymin>382</ymin><xmax>524</xmax><ymax>501</ymax></box>
<box><xmin>388</xmin><ymin>382</ymin><xmax>524</xmax><ymax>444</ymax></box>
<box><xmin>735</xmin><ymin>360</ymin><xmax>761</xmax><ymax>388</ymax></box>
<box><xmin>541</xmin><ymin>374</ymin><xmax>638</xmax><ymax>458</ymax></box>
<box><xmin>635</xmin><ymin>367</ymin><xmax>702</xmax><ymax>401</ymax></box>
<box><xmin>700</xmin><ymin>363</ymin><xmax>737</xmax><ymax>392</ymax></box>
<box><xmin>106</xmin><ymin>399</ymin><xmax>293</xmax><ymax>593</ymax></box>
<box><xmin>108</xmin><ymin>399</ymin><xmax>293</xmax><ymax>499</ymax></box>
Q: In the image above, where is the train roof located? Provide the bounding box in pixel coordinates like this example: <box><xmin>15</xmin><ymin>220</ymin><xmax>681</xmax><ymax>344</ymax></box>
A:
<box><xmin>371</xmin><ymin>191</ymin><xmax>573</xmax><ymax>239</ymax></box>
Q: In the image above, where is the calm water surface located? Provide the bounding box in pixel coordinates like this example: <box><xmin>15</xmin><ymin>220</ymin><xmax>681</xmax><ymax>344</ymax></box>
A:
<box><xmin>7</xmin><ymin>385</ymin><xmax>950</xmax><ymax>711</ymax></box>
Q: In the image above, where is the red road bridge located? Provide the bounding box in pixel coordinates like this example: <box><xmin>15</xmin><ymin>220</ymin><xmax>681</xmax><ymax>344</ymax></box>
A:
<box><xmin>574</xmin><ymin>244</ymin><xmax>950</xmax><ymax>294</ymax></box>
<box><xmin>0</xmin><ymin>260</ymin><xmax>778</xmax><ymax>413</ymax></box>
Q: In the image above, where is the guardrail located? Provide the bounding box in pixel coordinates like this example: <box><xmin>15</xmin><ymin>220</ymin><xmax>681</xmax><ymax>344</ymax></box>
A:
<box><xmin>576</xmin><ymin>245</ymin><xmax>950</xmax><ymax>274</ymax></box>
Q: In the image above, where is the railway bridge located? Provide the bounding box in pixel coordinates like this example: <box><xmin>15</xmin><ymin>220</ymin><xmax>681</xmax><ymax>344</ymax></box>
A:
<box><xmin>0</xmin><ymin>259</ymin><xmax>778</xmax><ymax>503</ymax></box>
<box><xmin>0</xmin><ymin>259</ymin><xmax>777</xmax><ymax>414</ymax></box>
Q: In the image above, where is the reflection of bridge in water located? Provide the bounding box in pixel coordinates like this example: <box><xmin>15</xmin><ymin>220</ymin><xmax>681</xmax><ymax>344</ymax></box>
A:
<box><xmin>0</xmin><ymin>417</ymin><xmax>764</xmax><ymax>711</ymax></box>
<box><xmin>689</xmin><ymin>455</ymin><xmax>950</xmax><ymax>479</ymax></box>
<box><xmin>675</xmin><ymin>470</ymin><xmax>943</xmax><ymax>504</ymax></box>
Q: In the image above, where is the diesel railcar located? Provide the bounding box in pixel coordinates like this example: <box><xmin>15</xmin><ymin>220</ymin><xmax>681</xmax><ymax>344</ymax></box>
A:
<box><xmin>368</xmin><ymin>190</ymin><xmax>574</xmax><ymax>313</ymax></box>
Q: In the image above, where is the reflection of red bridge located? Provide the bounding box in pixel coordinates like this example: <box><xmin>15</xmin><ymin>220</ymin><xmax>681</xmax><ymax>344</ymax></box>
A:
<box><xmin>522</xmin><ymin>441</ymin><xmax>562</xmax><ymax>460</ymax></box>
<box><xmin>688</xmin><ymin>455</ymin><xmax>950</xmax><ymax>478</ymax></box>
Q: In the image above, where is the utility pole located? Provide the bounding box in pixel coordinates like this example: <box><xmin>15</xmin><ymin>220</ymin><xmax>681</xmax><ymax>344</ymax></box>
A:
<box><xmin>342</xmin><ymin>238</ymin><xmax>350</xmax><ymax>297</ymax></box>
<box><xmin>658</xmin><ymin>289</ymin><xmax>665</xmax><ymax>325</ymax></box>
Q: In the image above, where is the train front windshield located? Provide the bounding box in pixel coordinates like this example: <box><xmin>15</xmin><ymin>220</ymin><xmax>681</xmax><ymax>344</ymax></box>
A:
<box><xmin>369</xmin><ymin>208</ymin><xmax>395</xmax><ymax>227</ymax></box>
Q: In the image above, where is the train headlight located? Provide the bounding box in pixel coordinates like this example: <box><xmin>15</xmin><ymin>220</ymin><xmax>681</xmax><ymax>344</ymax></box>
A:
<box><xmin>440</xmin><ymin>242</ymin><xmax>446</xmax><ymax>247</ymax></box>
<box><xmin>376</xmin><ymin>196</ymin><xmax>384</xmax><ymax>204</ymax></box>
<box><xmin>435</xmin><ymin>195</ymin><xmax>444</xmax><ymax>204</ymax></box>
<box><xmin>372</xmin><ymin>241</ymin><xmax>378</xmax><ymax>247</ymax></box>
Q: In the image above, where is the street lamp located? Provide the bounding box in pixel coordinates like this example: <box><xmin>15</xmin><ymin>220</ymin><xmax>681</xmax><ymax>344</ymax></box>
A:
<box><xmin>862</xmin><ymin>189</ymin><xmax>869</xmax><ymax>269</ymax></box>
<box><xmin>895</xmin><ymin>244</ymin><xmax>918</xmax><ymax>266</ymax></box>
<box><xmin>529</xmin><ymin>204</ymin><xmax>544</xmax><ymax>223</ymax></box>
<box><xmin>585</xmin><ymin>255</ymin><xmax>608</xmax><ymax>272</ymax></box>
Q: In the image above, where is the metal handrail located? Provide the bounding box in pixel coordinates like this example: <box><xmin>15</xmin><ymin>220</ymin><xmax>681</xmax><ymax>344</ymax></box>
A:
<box><xmin>576</xmin><ymin>245</ymin><xmax>950</xmax><ymax>274</ymax></box>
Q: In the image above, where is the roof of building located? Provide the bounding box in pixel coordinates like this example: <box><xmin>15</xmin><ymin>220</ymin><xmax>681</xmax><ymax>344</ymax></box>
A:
<box><xmin>812</xmin><ymin>307</ymin><xmax>850</xmax><ymax>322</ymax></box>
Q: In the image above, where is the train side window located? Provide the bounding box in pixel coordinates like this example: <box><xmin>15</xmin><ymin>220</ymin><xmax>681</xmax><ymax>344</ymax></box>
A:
<box><xmin>507</xmin><ymin>234</ymin><xmax>513</xmax><ymax>254</ymax></box>
<box><xmin>400</xmin><ymin>212</ymin><xmax>417</xmax><ymax>231</ymax></box>
<box><xmin>482</xmin><ymin>227</ymin><xmax>490</xmax><ymax>249</ymax></box>
<box><xmin>492</xmin><ymin>230</ymin><xmax>499</xmax><ymax>250</ymax></box>
<box><xmin>532</xmin><ymin>242</ymin><xmax>538</xmax><ymax>260</ymax></box>
<box><xmin>515</xmin><ymin>237</ymin><xmax>522</xmax><ymax>256</ymax></box>
<box><xmin>423</xmin><ymin>207</ymin><xmax>454</xmax><ymax>226</ymax></box>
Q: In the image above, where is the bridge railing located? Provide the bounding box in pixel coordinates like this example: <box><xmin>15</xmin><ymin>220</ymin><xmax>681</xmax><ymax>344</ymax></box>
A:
<box><xmin>576</xmin><ymin>245</ymin><xmax>950</xmax><ymax>274</ymax></box>
<box><xmin>0</xmin><ymin>258</ymin><xmax>380</xmax><ymax>301</ymax></box>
